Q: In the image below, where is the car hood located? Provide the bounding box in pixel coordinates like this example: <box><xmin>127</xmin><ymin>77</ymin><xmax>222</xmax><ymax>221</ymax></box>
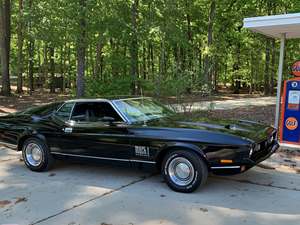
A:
<box><xmin>144</xmin><ymin>114</ymin><xmax>275</xmax><ymax>143</ymax></box>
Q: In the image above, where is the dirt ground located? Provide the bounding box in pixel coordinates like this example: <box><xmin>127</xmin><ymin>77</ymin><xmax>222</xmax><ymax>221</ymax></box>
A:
<box><xmin>0</xmin><ymin>92</ymin><xmax>70</xmax><ymax>114</ymax></box>
<box><xmin>161</xmin><ymin>93</ymin><xmax>269</xmax><ymax>104</ymax></box>
<box><xmin>193</xmin><ymin>105</ymin><xmax>276</xmax><ymax>126</ymax></box>
<box><xmin>0</xmin><ymin>92</ymin><xmax>274</xmax><ymax>123</ymax></box>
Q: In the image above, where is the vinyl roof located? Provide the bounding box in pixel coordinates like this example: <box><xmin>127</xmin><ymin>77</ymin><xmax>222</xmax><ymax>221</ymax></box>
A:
<box><xmin>243</xmin><ymin>13</ymin><xmax>300</xmax><ymax>39</ymax></box>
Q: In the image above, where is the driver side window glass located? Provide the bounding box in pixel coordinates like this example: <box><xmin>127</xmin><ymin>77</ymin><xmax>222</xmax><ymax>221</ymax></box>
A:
<box><xmin>56</xmin><ymin>102</ymin><xmax>74</xmax><ymax>121</ymax></box>
<box><xmin>70</xmin><ymin>102</ymin><xmax>123</xmax><ymax>123</ymax></box>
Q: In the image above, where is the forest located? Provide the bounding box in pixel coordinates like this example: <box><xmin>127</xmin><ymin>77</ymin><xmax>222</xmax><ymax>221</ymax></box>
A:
<box><xmin>0</xmin><ymin>0</ymin><xmax>300</xmax><ymax>98</ymax></box>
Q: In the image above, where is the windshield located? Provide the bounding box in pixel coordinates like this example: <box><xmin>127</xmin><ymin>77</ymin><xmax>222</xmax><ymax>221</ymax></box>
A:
<box><xmin>113</xmin><ymin>98</ymin><xmax>175</xmax><ymax>123</ymax></box>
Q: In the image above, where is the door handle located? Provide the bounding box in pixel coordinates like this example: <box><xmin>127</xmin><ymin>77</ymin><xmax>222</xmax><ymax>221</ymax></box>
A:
<box><xmin>62</xmin><ymin>127</ymin><xmax>73</xmax><ymax>133</ymax></box>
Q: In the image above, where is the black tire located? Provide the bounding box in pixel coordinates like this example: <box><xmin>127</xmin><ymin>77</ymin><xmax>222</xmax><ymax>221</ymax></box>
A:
<box><xmin>22</xmin><ymin>138</ymin><xmax>54</xmax><ymax>172</ymax></box>
<box><xmin>162</xmin><ymin>150</ymin><xmax>208</xmax><ymax>193</ymax></box>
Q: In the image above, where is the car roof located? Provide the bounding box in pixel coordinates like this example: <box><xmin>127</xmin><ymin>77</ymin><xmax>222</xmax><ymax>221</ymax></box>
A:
<box><xmin>65</xmin><ymin>98</ymin><xmax>109</xmax><ymax>103</ymax></box>
<box><xmin>65</xmin><ymin>96</ymin><xmax>152</xmax><ymax>103</ymax></box>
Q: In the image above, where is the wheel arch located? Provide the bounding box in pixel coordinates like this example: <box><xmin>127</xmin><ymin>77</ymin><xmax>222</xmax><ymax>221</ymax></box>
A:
<box><xmin>17</xmin><ymin>133</ymin><xmax>47</xmax><ymax>151</ymax></box>
<box><xmin>155</xmin><ymin>143</ymin><xmax>208</xmax><ymax>170</ymax></box>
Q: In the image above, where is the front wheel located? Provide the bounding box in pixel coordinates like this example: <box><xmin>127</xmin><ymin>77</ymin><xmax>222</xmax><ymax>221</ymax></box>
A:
<box><xmin>22</xmin><ymin>138</ymin><xmax>54</xmax><ymax>172</ymax></box>
<box><xmin>162</xmin><ymin>150</ymin><xmax>208</xmax><ymax>193</ymax></box>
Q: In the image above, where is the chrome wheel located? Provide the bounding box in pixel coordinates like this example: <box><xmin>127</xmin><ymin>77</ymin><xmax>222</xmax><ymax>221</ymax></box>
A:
<box><xmin>25</xmin><ymin>143</ymin><xmax>43</xmax><ymax>166</ymax></box>
<box><xmin>168</xmin><ymin>157</ymin><xmax>195</xmax><ymax>186</ymax></box>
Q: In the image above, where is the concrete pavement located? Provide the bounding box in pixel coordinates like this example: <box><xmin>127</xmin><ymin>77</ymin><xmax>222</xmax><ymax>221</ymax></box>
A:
<box><xmin>0</xmin><ymin>146</ymin><xmax>299</xmax><ymax>225</ymax></box>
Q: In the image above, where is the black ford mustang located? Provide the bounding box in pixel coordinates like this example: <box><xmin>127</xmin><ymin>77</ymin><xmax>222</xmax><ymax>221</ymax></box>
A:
<box><xmin>0</xmin><ymin>97</ymin><xmax>279</xmax><ymax>192</ymax></box>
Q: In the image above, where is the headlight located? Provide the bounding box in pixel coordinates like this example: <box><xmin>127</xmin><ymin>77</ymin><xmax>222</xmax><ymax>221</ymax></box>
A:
<box><xmin>268</xmin><ymin>136</ymin><xmax>274</xmax><ymax>144</ymax></box>
<box><xmin>249</xmin><ymin>147</ymin><xmax>254</xmax><ymax>157</ymax></box>
<box><xmin>254</xmin><ymin>144</ymin><xmax>261</xmax><ymax>151</ymax></box>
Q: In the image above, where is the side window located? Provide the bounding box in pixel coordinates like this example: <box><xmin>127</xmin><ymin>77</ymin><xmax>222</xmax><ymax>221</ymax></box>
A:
<box><xmin>93</xmin><ymin>102</ymin><xmax>123</xmax><ymax>122</ymax></box>
<box><xmin>70</xmin><ymin>102</ymin><xmax>123</xmax><ymax>123</ymax></box>
<box><xmin>71</xmin><ymin>103</ymin><xmax>90</xmax><ymax>122</ymax></box>
<box><xmin>55</xmin><ymin>102</ymin><xmax>74</xmax><ymax>121</ymax></box>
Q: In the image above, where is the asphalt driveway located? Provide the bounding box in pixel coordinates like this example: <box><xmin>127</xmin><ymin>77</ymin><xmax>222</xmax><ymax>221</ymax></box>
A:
<box><xmin>0</xmin><ymin>146</ymin><xmax>300</xmax><ymax>225</ymax></box>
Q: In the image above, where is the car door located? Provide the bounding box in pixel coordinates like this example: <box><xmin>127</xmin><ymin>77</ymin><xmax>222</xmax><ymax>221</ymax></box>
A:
<box><xmin>0</xmin><ymin>116</ymin><xmax>20</xmax><ymax>148</ymax></box>
<box><xmin>45</xmin><ymin>101</ymin><xmax>76</xmax><ymax>152</ymax></box>
<box><xmin>54</xmin><ymin>101</ymin><xmax>134</xmax><ymax>161</ymax></box>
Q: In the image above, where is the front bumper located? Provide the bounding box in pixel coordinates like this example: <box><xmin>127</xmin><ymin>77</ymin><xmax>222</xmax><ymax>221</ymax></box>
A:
<box><xmin>245</xmin><ymin>141</ymin><xmax>279</xmax><ymax>166</ymax></box>
<box><xmin>210</xmin><ymin>141</ymin><xmax>279</xmax><ymax>175</ymax></box>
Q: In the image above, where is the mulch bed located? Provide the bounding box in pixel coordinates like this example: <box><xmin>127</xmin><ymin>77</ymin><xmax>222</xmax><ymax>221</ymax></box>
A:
<box><xmin>0</xmin><ymin>93</ymin><xmax>70</xmax><ymax>113</ymax></box>
<box><xmin>188</xmin><ymin>105</ymin><xmax>276</xmax><ymax>126</ymax></box>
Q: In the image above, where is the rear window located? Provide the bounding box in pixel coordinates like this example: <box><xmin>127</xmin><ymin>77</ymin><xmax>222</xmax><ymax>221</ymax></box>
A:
<box><xmin>18</xmin><ymin>102</ymin><xmax>63</xmax><ymax>117</ymax></box>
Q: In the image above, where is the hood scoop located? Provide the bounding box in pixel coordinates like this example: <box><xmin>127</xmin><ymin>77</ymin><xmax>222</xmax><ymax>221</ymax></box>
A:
<box><xmin>224</xmin><ymin>124</ymin><xmax>231</xmax><ymax>129</ymax></box>
<box><xmin>224</xmin><ymin>124</ymin><xmax>249</xmax><ymax>132</ymax></box>
<box><xmin>179</xmin><ymin>121</ymin><xmax>249</xmax><ymax>132</ymax></box>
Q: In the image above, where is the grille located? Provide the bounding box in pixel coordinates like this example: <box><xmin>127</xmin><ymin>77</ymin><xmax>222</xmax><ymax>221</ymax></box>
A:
<box><xmin>255</xmin><ymin>131</ymin><xmax>276</xmax><ymax>152</ymax></box>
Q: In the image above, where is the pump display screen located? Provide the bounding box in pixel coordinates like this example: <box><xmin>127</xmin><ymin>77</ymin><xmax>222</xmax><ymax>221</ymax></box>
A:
<box><xmin>288</xmin><ymin>90</ymin><xmax>300</xmax><ymax>110</ymax></box>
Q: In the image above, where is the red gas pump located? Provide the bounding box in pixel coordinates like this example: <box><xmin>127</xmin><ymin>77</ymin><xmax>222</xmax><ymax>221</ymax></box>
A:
<box><xmin>280</xmin><ymin>61</ymin><xmax>300</xmax><ymax>145</ymax></box>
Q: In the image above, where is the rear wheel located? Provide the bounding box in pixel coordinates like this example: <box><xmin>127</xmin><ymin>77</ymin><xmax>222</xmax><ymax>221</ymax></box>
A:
<box><xmin>22</xmin><ymin>138</ymin><xmax>54</xmax><ymax>172</ymax></box>
<box><xmin>162</xmin><ymin>150</ymin><xmax>208</xmax><ymax>193</ymax></box>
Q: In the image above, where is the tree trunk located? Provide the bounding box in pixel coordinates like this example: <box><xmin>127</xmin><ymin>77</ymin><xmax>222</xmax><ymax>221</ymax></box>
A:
<box><xmin>203</xmin><ymin>0</ymin><xmax>216</xmax><ymax>91</ymax></box>
<box><xmin>67</xmin><ymin>42</ymin><xmax>71</xmax><ymax>88</ymax></box>
<box><xmin>254</xmin><ymin>55</ymin><xmax>258</xmax><ymax>92</ymax></box>
<box><xmin>270</xmin><ymin>39</ymin><xmax>276</xmax><ymax>95</ymax></box>
<box><xmin>264</xmin><ymin>1</ymin><xmax>273</xmax><ymax>95</ymax></box>
<box><xmin>212</xmin><ymin>59</ymin><xmax>218</xmax><ymax>92</ymax></box>
<box><xmin>180</xmin><ymin>46</ymin><xmax>185</xmax><ymax>73</ymax></box>
<box><xmin>27</xmin><ymin>0</ymin><xmax>34</xmax><ymax>95</ymax></box>
<box><xmin>233</xmin><ymin>43</ymin><xmax>241</xmax><ymax>94</ymax></box>
<box><xmin>28</xmin><ymin>39</ymin><xmax>34</xmax><ymax>94</ymax></box>
<box><xmin>142</xmin><ymin>43</ymin><xmax>147</xmax><ymax>80</ymax></box>
<box><xmin>89</xmin><ymin>44</ymin><xmax>94</xmax><ymax>77</ymax></box>
<box><xmin>49</xmin><ymin>46</ymin><xmax>55</xmax><ymax>93</ymax></box>
<box><xmin>149</xmin><ymin>42</ymin><xmax>154</xmax><ymax>80</ymax></box>
<box><xmin>76</xmin><ymin>0</ymin><xmax>87</xmax><ymax>98</ymax></box>
<box><xmin>198</xmin><ymin>44</ymin><xmax>202</xmax><ymax>79</ymax></box>
<box><xmin>16</xmin><ymin>0</ymin><xmax>24</xmax><ymax>94</ymax></box>
<box><xmin>130</xmin><ymin>0</ymin><xmax>139</xmax><ymax>95</ymax></box>
<box><xmin>157</xmin><ymin>40</ymin><xmax>166</xmax><ymax>96</ymax></box>
<box><xmin>264</xmin><ymin>38</ymin><xmax>271</xmax><ymax>95</ymax></box>
<box><xmin>110</xmin><ymin>38</ymin><xmax>118</xmax><ymax>78</ymax></box>
<box><xmin>185</xmin><ymin>0</ymin><xmax>193</xmax><ymax>71</ymax></box>
<box><xmin>250</xmin><ymin>52</ymin><xmax>254</xmax><ymax>94</ymax></box>
<box><xmin>43</xmin><ymin>42</ymin><xmax>48</xmax><ymax>90</ymax></box>
<box><xmin>37</xmin><ymin>41</ymin><xmax>42</xmax><ymax>89</ymax></box>
<box><xmin>173</xmin><ymin>45</ymin><xmax>180</xmax><ymax>78</ymax></box>
<box><xmin>0</xmin><ymin>0</ymin><xmax>11</xmax><ymax>96</ymax></box>
<box><xmin>123</xmin><ymin>46</ymin><xmax>127</xmax><ymax>78</ymax></box>
<box><xmin>61</xmin><ymin>44</ymin><xmax>65</xmax><ymax>93</ymax></box>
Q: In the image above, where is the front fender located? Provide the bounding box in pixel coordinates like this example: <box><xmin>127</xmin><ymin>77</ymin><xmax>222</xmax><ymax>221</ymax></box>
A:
<box><xmin>154</xmin><ymin>142</ymin><xmax>207</xmax><ymax>169</ymax></box>
<box><xmin>162</xmin><ymin>142</ymin><xmax>206</xmax><ymax>158</ymax></box>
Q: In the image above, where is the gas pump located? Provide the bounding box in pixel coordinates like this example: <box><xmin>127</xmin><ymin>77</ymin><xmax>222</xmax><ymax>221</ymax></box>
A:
<box><xmin>280</xmin><ymin>61</ymin><xmax>300</xmax><ymax>145</ymax></box>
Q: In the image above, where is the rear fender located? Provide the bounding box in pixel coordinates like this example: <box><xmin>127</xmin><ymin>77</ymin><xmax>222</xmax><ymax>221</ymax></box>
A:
<box><xmin>17</xmin><ymin>131</ymin><xmax>47</xmax><ymax>151</ymax></box>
